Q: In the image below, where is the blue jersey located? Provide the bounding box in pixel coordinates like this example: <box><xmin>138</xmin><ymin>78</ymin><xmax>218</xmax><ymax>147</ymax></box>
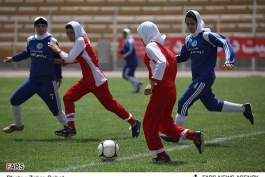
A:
<box><xmin>120</xmin><ymin>40</ymin><xmax>138</xmax><ymax>66</ymax></box>
<box><xmin>12</xmin><ymin>35</ymin><xmax>62</xmax><ymax>82</ymax></box>
<box><xmin>176</xmin><ymin>31</ymin><xmax>235</xmax><ymax>79</ymax></box>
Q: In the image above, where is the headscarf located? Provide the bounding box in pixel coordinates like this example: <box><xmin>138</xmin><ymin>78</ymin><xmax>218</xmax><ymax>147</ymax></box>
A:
<box><xmin>66</xmin><ymin>21</ymin><xmax>88</xmax><ymax>41</ymax></box>
<box><xmin>34</xmin><ymin>16</ymin><xmax>51</xmax><ymax>40</ymax></box>
<box><xmin>187</xmin><ymin>10</ymin><xmax>211</xmax><ymax>37</ymax></box>
<box><xmin>123</xmin><ymin>28</ymin><xmax>134</xmax><ymax>43</ymax></box>
<box><xmin>137</xmin><ymin>21</ymin><xmax>166</xmax><ymax>45</ymax></box>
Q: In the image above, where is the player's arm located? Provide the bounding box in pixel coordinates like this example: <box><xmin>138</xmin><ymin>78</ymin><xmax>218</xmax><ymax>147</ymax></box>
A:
<box><xmin>123</xmin><ymin>40</ymin><xmax>134</xmax><ymax>58</ymax></box>
<box><xmin>53</xmin><ymin>59</ymin><xmax>63</xmax><ymax>87</ymax></box>
<box><xmin>48</xmin><ymin>37</ymin><xmax>84</xmax><ymax>63</ymax></box>
<box><xmin>51</xmin><ymin>38</ymin><xmax>63</xmax><ymax>87</ymax></box>
<box><xmin>175</xmin><ymin>36</ymin><xmax>191</xmax><ymax>63</ymax></box>
<box><xmin>175</xmin><ymin>43</ymin><xmax>190</xmax><ymax>63</ymax></box>
<box><xmin>207</xmin><ymin>33</ymin><xmax>236</xmax><ymax>70</ymax></box>
<box><xmin>119</xmin><ymin>44</ymin><xmax>126</xmax><ymax>54</ymax></box>
<box><xmin>5</xmin><ymin>38</ymin><xmax>32</xmax><ymax>63</ymax></box>
<box><xmin>145</xmin><ymin>42</ymin><xmax>166</xmax><ymax>84</ymax></box>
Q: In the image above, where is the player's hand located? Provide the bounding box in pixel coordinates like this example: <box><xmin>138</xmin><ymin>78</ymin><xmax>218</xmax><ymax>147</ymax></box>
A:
<box><xmin>144</xmin><ymin>86</ymin><xmax>152</xmax><ymax>95</ymax></box>
<box><xmin>57</xmin><ymin>78</ymin><xmax>62</xmax><ymax>88</ymax></box>
<box><xmin>144</xmin><ymin>82</ymin><xmax>154</xmax><ymax>96</ymax></box>
<box><xmin>4</xmin><ymin>57</ymin><xmax>13</xmax><ymax>63</ymax></box>
<box><xmin>54</xmin><ymin>58</ymin><xmax>62</xmax><ymax>64</ymax></box>
<box><xmin>48</xmin><ymin>42</ymin><xmax>60</xmax><ymax>52</ymax></box>
<box><xmin>222</xmin><ymin>63</ymin><xmax>236</xmax><ymax>70</ymax></box>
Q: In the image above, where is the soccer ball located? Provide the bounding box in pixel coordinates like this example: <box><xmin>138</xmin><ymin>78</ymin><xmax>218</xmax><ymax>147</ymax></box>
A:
<box><xmin>97</xmin><ymin>140</ymin><xmax>119</xmax><ymax>161</ymax></box>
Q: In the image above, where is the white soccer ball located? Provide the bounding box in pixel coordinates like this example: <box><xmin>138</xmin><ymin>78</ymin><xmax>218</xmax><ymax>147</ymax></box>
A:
<box><xmin>97</xmin><ymin>140</ymin><xmax>119</xmax><ymax>161</ymax></box>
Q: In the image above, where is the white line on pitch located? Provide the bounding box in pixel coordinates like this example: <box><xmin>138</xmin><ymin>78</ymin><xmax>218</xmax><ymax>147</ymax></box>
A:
<box><xmin>51</xmin><ymin>131</ymin><xmax>265</xmax><ymax>172</ymax></box>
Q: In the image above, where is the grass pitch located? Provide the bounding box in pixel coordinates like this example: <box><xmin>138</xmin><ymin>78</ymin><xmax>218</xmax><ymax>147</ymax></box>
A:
<box><xmin>0</xmin><ymin>76</ymin><xmax>264</xmax><ymax>172</ymax></box>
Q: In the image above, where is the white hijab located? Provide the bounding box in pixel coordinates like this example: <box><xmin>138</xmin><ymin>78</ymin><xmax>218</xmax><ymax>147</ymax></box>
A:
<box><xmin>66</xmin><ymin>21</ymin><xmax>89</xmax><ymax>41</ymax></box>
<box><xmin>187</xmin><ymin>10</ymin><xmax>211</xmax><ymax>37</ymax></box>
<box><xmin>137</xmin><ymin>21</ymin><xmax>166</xmax><ymax>45</ymax></box>
<box><xmin>34</xmin><ymin>16</ymin><xmax>51</xmax><ymax>40</ymax></box>
<box><xmin>123</xmin><ymin>28</ymin><xmax>134</xmax><ymax>43</ymax></box>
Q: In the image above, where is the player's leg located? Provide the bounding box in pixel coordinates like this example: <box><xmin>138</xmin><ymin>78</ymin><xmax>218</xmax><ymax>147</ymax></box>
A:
<box><xmin>63</xmin><ymin>80</ymin><xmax>89</xmax><ymax>128</ymax></box>
<box><xmin>92</xmin><ymin>81</ymin><xmax>141</xmax><ymax>138</ymax></box>
<box><xmin>36</xmin><ymin>80</ymin><xmax>68</xmax><ymax>134</ymax></box>
<box><xmin>201</xmin><ymin>89</ymin><xmax>254</xmax><ymax>125</ymax></box>
<box><xmin>161</xmin><ymin>77</ymin><xmax>211</xmax><ymax>142</ymax></box>
<box><xmin>143</xmin><ymin>86</ymin><xmax>169</xmax><ymax>162</ymax></box>
<box><xmin>128</xmin><ymin>64</ymin><xmax>143</xmax><ymax>93</ymax></box>
<box><xmin>123</xmin><ymin>64</ymin><xmax>142</xmax><ymax>93</ymax></box>
<box><xmin>175</xmin><ymin>77</ymin><xmax>212</xmax><ymax>127</ymax></box>
<box><xmin>3</xmin><ymin>79</ymin><xmax>35</xmax><ymax>133</ymax></box>
<box><xmin>55</xmin><ymin>80</ymin><xmax>90</xmax><ymax>137</ymax></box>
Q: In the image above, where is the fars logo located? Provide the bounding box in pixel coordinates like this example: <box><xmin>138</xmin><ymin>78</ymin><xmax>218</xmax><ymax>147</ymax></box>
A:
<box><xmin>6</xmin><ymin>163</ymin><xmax>25</xmax><ymax>170</ymax></box>
<box><xmin>37</xmin><ymin>43</ymin><xmax>43</xmax><ymax>49</ymax></box>
<box><xmin>191</xmin><ymin>40</ymin><xmax>197</xmax><ymax>47</ymax></box>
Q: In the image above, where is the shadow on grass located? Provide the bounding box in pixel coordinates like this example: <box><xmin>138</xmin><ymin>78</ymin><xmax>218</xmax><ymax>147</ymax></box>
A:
<box><xmin>13</xmin><ymin>138</ymin><xmax>101</xmax><ymax>143</ymax></box>
<box><xmin>12</xmin><ymin>136</ymin><xmax>133</xmax><ymax>143</ymax></box>
<box><xmin>151</xmin><ymin>160</ymin><xmax>187</xmax><ymax>166</ymax></box>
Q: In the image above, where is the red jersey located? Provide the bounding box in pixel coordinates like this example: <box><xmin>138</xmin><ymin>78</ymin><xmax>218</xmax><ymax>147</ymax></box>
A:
<box><xmin>144</xmin><ymin>42</ymin><xmax>177</xmax><ymax>88</ymax></box>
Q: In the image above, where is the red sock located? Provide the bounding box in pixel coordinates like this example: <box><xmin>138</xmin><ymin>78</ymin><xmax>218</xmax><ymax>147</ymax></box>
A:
<box><xmin>67</xmin><ymin>115</ymin><xmax>75</xmax><ymax>128</ymax></box>
<box><xmin>68</xmin><ymin>121</ymin><xmax>75</xmax><ymax>128</ymax></box>
<box><xmin>157</xmin><ymin>151</ymin><xmax>167</xmax><ymax>158</ymax></box>
<box><xmin>128</xmin><ymin>117</ymin><xmax>136</xmax><ymax>125</ymax></box>
<box><xmin>186</xmin><ymin>130</ymin><xmax>195</xmax><ymax>140</ymax></box>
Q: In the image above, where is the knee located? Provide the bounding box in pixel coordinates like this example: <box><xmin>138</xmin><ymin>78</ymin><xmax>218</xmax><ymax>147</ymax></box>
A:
<box><xmin>122</xmin><ymin>73</ymin><xmax>129</xmax><ymax>80</ymax></box>
<box><xmin>177</xmin><ymin>99</ymin><xmax>185</xmax><ymax>107</ymax></box>
<box><xmin>204</xmin><ymin>104</ymin><xmax>216</xmax><ymax>111</ymax></box>
<box><xmin>63</xmin><ymin>93</ymin><xmax>72</xmax><ymax>102</ymax></box>
<box><xmin>52</xmin><ymin>110</ymin><xmax>59</xmax><ymax>116</ymax></box>
<box><xmin>10</xmin><ymin>96</ymin><xmax>19</xmax><ymax>106</ymax></box>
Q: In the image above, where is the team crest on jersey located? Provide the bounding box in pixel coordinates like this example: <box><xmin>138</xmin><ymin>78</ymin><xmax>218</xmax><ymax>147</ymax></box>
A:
<box><xmin>191</xmin><ymin>40</ymin><xmax>197</xmax><ymax>47</ymax></box>
<box><xmin>36</xmin><ymin>43</ymin><xmax>43</xmax><ymax>49</ymax></box>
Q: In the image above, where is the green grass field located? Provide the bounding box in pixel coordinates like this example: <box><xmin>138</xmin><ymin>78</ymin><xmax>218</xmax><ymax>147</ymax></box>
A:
<box><xmin>0</xmin><ymin>76</ymin><xmax>264</xmax><ymax>172</ymax></box>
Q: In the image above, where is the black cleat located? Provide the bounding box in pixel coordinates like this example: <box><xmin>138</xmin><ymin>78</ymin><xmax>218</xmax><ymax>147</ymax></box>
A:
<box><xmin>130</xmin><ymin>120</ymin><xmax>141</xmax><ymax>138</ymax></box>
<box><xmin>243</xmin><ymin>103</ymin><xmax>254</xmax><ymax>125</ymax></box>
<box><xmin>193</xmin><ymin>131</ymin><xmax>205</xmax><ymax>154</ymax></box>
<box><xmin>160</xmin><ymin>134</ymin><xmax>179</xmax><ymax>143</ymax></box>
<box><xmin>54</xmin><ymin>126</ymin><xmax>76</xmax><ymax>137</ymax></box>
<box><xmin>152</xmin><ymin>155</ymin><xmax>171</xmax><ymax>163</ymax></box>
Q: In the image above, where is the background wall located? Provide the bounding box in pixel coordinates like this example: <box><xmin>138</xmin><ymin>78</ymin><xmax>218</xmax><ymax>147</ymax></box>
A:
<box><xmin>0</xmin><ymin>0</ymin><xmax>264</xmax><ymax>71</ymax></box>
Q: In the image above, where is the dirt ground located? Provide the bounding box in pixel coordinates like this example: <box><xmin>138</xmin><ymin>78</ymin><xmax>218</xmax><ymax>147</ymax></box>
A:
<box><xmin>0</xmin><ymin>70</ymin><xmax>265</xmax><ymax>78</ymax></box>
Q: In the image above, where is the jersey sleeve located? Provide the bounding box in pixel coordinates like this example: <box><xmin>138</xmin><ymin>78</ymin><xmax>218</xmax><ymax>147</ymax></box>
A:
<box><xmin>59</xmin><ymin>37</ymin><xmax>85</xmax><ymax>63</ymax></box>
<box><xmin>175</xmin><ymin>36</ymin><xmax>191</xmax><ymax>63</ymax></box>
<box><xmin>12</xmin><ymin>36</ymin><xmax>32</xmax><ymax>62</ymax></box>
<box><xmin>205</xmin><ymin>32</ymin><xmax>235</xmax><ymax>64</ymax></box>
<box><xmin>123</xmin><ymin>40</ymin><xmax>134</xmax><ymax>58</ymax></box>
<box><xmin>146</xmin><ymin>42</ymin><xmax>166</xmax><ymax>82</ymax></box>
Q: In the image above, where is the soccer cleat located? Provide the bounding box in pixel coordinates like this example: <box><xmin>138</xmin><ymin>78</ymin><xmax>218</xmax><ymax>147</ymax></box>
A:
<box><xmin>243</xmin><ymin>103</ymin><xmax>254</xmax><ymax>125</ymax></box>
<box><xmin>152</xmin><ymin>155</ymin><xmax>171</xmax><ymax>163</ymax></box>
<box><xmin>3</xmin><ymin>124</ymin><xmax>24</xmax><ymax>133</ymax></box>
<box><xmin>54</xmin><ymin>126</ymin><xmax>76</xmax><ymax>137</ymax></box>
<box><xmin>193</xmin><ymin>131</ymin><xmax>205</xmax><ymax>154</ymax></box>
<box><xmin>130</xmin><ymin>119</ymin><xmax>141</xmax><ymax>138</ymax></box>
<box><xmin>133</xmin><ymin>81</ymin><xmax>143</xmax><ymax>93</ymax></box>
<box><xmin>160</xmin><ymin>134</ymin><xmax>179</xmax><ymax>143</ymax></box>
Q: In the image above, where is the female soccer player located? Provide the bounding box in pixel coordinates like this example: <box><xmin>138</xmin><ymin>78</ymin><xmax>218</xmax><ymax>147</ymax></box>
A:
<box><xmin>48</xmin><ymin>21</ymin><xmax>141</xmax><ymax>138</ymax></box>
<box><xmin>3</xmin><ymin>16</ymin><xmax>67</xmax><ymax>134</ymax></box>
<box><xmin>119</xmin><ymin>28</ymin><xmax>143</xmax><ymax>93</ymax></box>
<box><xmin>161</xmin><ymin>10</ymin><xmax>254</xmax><ymax>143</ymax></box>
<box><xmin>137</xmin><ymin>21</ymin><xmax>205</xmax><ymax>162</ymax></box>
